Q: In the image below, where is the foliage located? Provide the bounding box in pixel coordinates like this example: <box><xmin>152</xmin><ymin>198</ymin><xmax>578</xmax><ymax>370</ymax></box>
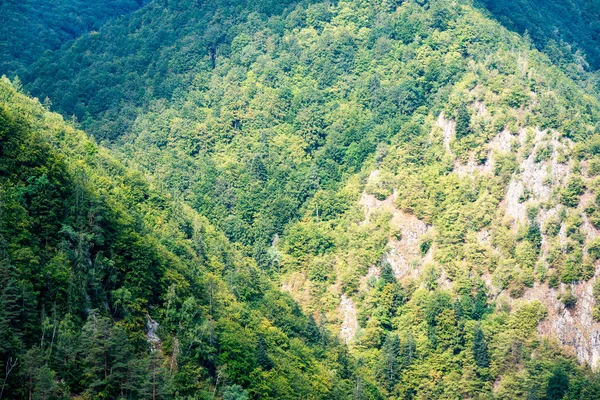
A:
<box><xmin>0</xmin><ymin>0</ymin><xmax>146</xmax><ymax>75</ymax></box>
<box><xmin>0</xmin><ymin>79</ymin><xmax>373</xmax><ymax>399</ymax></box>
<box><xmin>455</xmin><ymin>103</ymin><xmax>472</xmax><ymax>139</ymax></box>
<box><xmin>473</xmin><ymin>325</ymin><xmax>490</xmax><ymax>369</ymax></box>
<box><xmin>480</xmin><ymin>0</ymin><xmax>600</xmax><ymax>72</ymax></box>
<box><xmin>4</xmin><ymin>0</ymin><xmax>600</xmax><ymax>398</ymax></box>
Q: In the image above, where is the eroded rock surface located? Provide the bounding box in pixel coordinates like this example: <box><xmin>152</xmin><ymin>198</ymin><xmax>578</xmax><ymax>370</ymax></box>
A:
<box><xmin>340</xmin><ymin>294</ymin><xmax>358</xmax><ymax>344</ymax></box>
<box><xmin>360</xmin><ymin>189</ymin><xmax>430</xmax><ymax>280</ymax></box>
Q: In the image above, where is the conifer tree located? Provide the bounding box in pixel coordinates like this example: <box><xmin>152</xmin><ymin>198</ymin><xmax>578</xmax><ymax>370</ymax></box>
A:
<box><xmin>256</xmin><ymin>336</ymin><xmax>273</xmax><ymax>370</ymax></box>
<box><xmin>379</xmin><ymin>333</ymin><xmax>400</xmax><ymax>393</ymax></box>
<box><xmin>473</xmin><ymin>325</ymin><xmax>489</xmax><ymax>369</ymax></box>
<box><xmin>473</xmin><ymin>289</ymin><xmax>489</xmax><ymax>320</ymax></box>
<box><xmin>455</xmin><ymin>102</ymin><xmax>471</xmax><ymax>139</ymax></box>
<box><xmin>380</xmin><ymin>262</ymin><xmax>396</xmax><ymax>285</ymax></box>
<box><xmin>547</xmin><ymin>367</ymin><xmax>569</xmax><ymax>400</ymax></box>
<box><xmin>401</xmin><ymin>331</ymin><xmax>416</xmax><ymax>370</ymax></box>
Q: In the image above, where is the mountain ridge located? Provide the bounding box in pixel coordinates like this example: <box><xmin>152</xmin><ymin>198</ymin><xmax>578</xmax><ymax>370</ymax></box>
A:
<box><xmin>0</xmin><ymin>0</ymin><xmax>148</xmax><ymax>76</ymax></box>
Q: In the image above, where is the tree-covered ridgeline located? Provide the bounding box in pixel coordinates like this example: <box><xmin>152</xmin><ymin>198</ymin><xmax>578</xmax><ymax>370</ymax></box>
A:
<box><xmin>0</xmin><ymin>0</ymin><xmax>148</xmax><ymax>77</ymax></box>
<box><xmin>479</xmin><ymin>0</ymin><xmax>600</xmax><ymax>71</ymax></box>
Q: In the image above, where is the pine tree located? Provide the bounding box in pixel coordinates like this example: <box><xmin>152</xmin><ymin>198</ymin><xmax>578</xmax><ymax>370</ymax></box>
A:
<box><xmin>547</xmin><ymin>367</ymin><xmax>569</xmax><ymax>400</ymax></box>
<box><xmin>107</xmin><ymin>325</ymin><xmax>134</xmax><ymax>398</ymax></box>
<box><xmin>379</xmin><ymin>333</ymin><xmax>400</xmax><ymax>393</ymax></box>
<box><xmin>146</xmin><ymin>351</ymin><xmax>168</xmax><ymax>400</ymax></box>
<box><xmin>455</xmin><ymin>102</ymin><xmax>471</xmax><ymax>139</ymax></box>
<box><xmin>525</xmin><ymin>222</ymin><xmax>543</xmax><ymax>253</ymax></box>
<box><xmin>473</xmin><ymin>325</ymin><xmax>489</xmax><ymax>369</ymax></box>
<box><xmin>380</xmin><ymin>262</ymin><xmax>396</xmax><ymax>285</ymax></box>
<box><xmin>0</xmin><ymin>258</ymin><xmax>19</xmax><ymax>358</ymax></box>
<box><xmin>52</xmin><ymin>314</ymin><xmax>81</xmax><ymax>391</ymax></box>
<box><xmin>80</xmin><ymin>311</ymin><xmax>112</xmax><ymax>396</ymax></box>
<box><xmin>401</xmin><ymin>331</ymin><xmax>416</xmax><ymax>369</ymax></box>
<box><xmin>32</xmin><ymin>364</ymin><xmax>57</xmax><ymax>400</ymax></box>
<box><xmin>256</xmin><ymin>336</ymin><xmax>273</xmax><ymax>370</ymax></box>
<box><xmin>473</xmin><ymin>289</ymin><xmax>489</xmax><ymax>320</ymax></box>
<box><xmin>306</xmin><ymin>315</ymin><xmax>321</xmax><ymax>344</ymax></box>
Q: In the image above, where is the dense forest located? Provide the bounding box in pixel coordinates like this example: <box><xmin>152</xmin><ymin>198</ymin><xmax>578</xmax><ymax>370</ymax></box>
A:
<box><xmin>480</xmin><ymin>0</ymin><xmax>600</xmax><ymax>70</ymax></box>
<box><xmin>0</xmin><ymin>78</ymin><xmax>372</xmax><ymax>399</ymax></box>
<box><xmin>0</xmin><ymin>0</ymin><xmax>147</xmax><ymax>76</ymax></box>
<box><xmin>3</xmin><ymin>0</ymin><xmax>600</xmax><ymax>399</ymax></box>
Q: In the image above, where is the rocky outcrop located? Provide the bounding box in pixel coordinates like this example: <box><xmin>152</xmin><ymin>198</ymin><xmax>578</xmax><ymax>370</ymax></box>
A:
<box><xmin>339</xmin><ymin>294</ymin><xmax>358</xmax><ymax>344</ymax></box>
<box><xmin>437</xmin><ymin>112</ymin><xmax>456</xmax><ymax>155</ymax></box>
<box><xmin>496</xmin><ymin>127</ymin><xmax>600</xmax><ymax>369</ymax></box>
<box><xmin>435</xmin><ymin>110</ymin><xmax>600</xmax><ymax>368</ymax></box>
<box><xmin>504</xmin><ymin>129</ymin><xmax>571</xmax><ymax>224</ymax></box>
<box><xmin>147</xmin><ymin>316</ymin><xmax>160</xmax><ymax>350</ymax></box>
<box><xmin>512</xmin><ymin>280</ymin><xmax>600</xmax><ymax>370</ymax></box>
<box><xmin>360</xmin><ymin>188</ymin><xmax>431</xmax><ymax>281</ymax></box>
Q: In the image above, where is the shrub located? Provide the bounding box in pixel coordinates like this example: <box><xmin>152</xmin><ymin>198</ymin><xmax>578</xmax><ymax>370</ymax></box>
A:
<box><xmin>420</xmin><ymin>238</ymin><xmax>433</xmax><ymax>256</ymax></box>
<box><xmin>561</xmin><ymin>177</ymin><xmax>585</xmax><ymax>207</ymax></box>
<box><xmin>588</xmin><ymin>238</ymin><xmax>600</xmax><ymax>261</ymax></box>
<box><xmin>534</xmin><ymin>143</ymin><xmax>552</xmax><ymax>163</ymax></box>
<box><xmin>543</xmin><ymin>217</ymin><xmax>561</xmax><ymax>237</ymax></box>
<box><xmin>560</xmin><ymin>288</ymin><xmax>577</xmax><ymax>309</ymax></box>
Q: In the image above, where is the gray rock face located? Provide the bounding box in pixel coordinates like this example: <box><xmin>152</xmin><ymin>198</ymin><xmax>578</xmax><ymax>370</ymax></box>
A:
<box><xmin>146</xmin><ymin>317</ymin><xmax>160</xmax><ymax>350</ymax></box>
<box><xmin>339</xmin><ymin>294</ymin><xmax>358</xmax><ymax>344</ymax></box>
<box><xmin>534</xmin><ymin>281</ymin><xmax>600</xmax><ymax>370</ymax></box>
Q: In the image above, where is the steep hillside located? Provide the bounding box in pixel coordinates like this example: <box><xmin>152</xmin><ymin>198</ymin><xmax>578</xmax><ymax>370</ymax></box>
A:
<box><xmin>20</xmin><ymin>0</ymin><xmax>600</xmax><ymax>141</ymax></box>
<box><xmin>0</xmin><ymin>78</ymin><xmax>373</xmax><ymax>399</ymax></box>
<box><xmin>479</xmin><ymin>0</ymin><xmax>600</xmax><ymax>71</ymax></box>
<box><xmin>7</xmin><ymin>0</ymin><xmax>600</xmax><ymax>398</ymax></box>
<box><xmin>0</xmin><ymin>0</ymin><xmax>147</xmax><ymax>76</ymax></box>
<box><xmin>21</xmin><ymin>0</ymin><xmax>310</xmax><ymax>140</ymax></box>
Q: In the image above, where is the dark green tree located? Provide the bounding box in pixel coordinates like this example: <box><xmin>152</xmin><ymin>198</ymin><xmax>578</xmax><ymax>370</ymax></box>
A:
<box><xmin>380</xmin><ymin>262</ymin><xmax>396</xmax><ymax>285</ymax></box>
<box><xmin>455</xmin><ymin>102</ymin><xmax>471</xmax><ymax>139</ymax></box>
<box><xmin>379</xmin><ymin>333</ymin><xmax>400</xmax><ymax>393</ymax></box>
<box><xmin>473</xmin><ymin>288</ymin><xmax>489</xmax><ymax>320</ymax></box>
<box><xmin>80</xmin><ymin>311</ymin><xmax>112</xmax><ymax>397</ymax></box>
<box><xmin>400</xmin><ymin>331</ymin><xmax>416</xmax><ymax>370</ymax></box>
<box><xmin>547</xmin><ymin>367</ymin><xmax>569</xmax><ymax>400</ymax></box>
<box><xmin>526</xmin><ymin>222</ymin><xmax>543</xmax><ymax>252</ymax></box>
<box><xmin>580</xmin><ymin>374</ymin><xmax>600</xmax><ymax>399</ymax></box>
<box><xmin>256</xmin><ymin>336</ymin><xmax>274</xmax><ymax>370</ymax></box>
<box><xmin>473</xmin><ymin>325</ymin><xmax>489</xmax><ymax>369</ymax></box>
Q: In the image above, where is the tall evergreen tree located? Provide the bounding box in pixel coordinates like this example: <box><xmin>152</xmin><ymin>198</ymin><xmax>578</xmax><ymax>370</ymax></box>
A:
<box><xmin>547</xmin><ymin>367</ymin><xmax>569</xmax><ymax>400</ymax></box>
<box><xmin>473</xmin><ymin>289</ymin><xmax>489</xmax><ymax>320</ymax></box>
<box><xmin>380</xmin><ymin>262</ymin><xmax>396</xmax><ymax>285</ymax></box>
<box><xmin>80</xmin><ymin>311</ymin><xmax>112</xmax><ymax>397</ymax></box>
<box><xmin>379</xmin><ymin>333</ymin><xmax>400</xmax><ymax>393</ymax></box>
<box><xmin>401</xmin><ymin>331</ymin><xmax>416</xmax><ymax>370</ymax></box>
<box><xmin>473</xmin><ymin>325</ymin><xmax>490</xmax><ymax>369</ymax></box>
<box><xmin>256</xmin><ymin>336</ymin><xmax>273</xmax><ymax>370</ymax></box>
<box><xmin>455</xmin><ymin>102</ymin><xmax>472</xmax><ymax>139</ymax></box>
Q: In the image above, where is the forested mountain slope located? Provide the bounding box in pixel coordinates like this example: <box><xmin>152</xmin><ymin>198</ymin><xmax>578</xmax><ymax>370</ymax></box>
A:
<box><xmin>21</xmin><ymin>0</ymin><xmax>311</xmax><ymax>140</ymax></box>
<box><xmin>0</xmin><ymin>0</ymin><xmax>146</xmax><ymax>76</ymax></box>
<box><xmin>7</xmin><ymin>0</ymin><xmax>600</xmax><ymax>398</ymax></box>
<box><xmin>479</xmin><ymin>0</ymin><xmax>600</xmax><ymax>71</ymax></box>
<box><xmin>20</xmin><ymin>0</ymin><xmax>600</xmax><ymax>141</ymax></box>
<box><xmin>0</xmin><ymin>79</ymin><xmax>372</xmax><ymax>399</ymax></box>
